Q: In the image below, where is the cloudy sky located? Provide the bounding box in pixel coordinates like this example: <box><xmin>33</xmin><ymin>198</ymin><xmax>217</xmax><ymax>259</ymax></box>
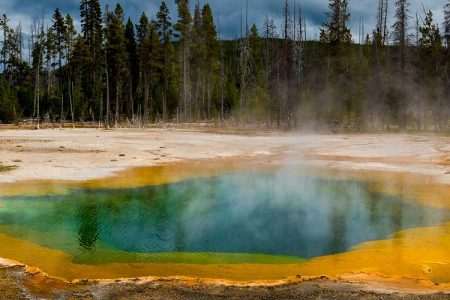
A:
<box><xmin>0</xmin><ymin>0</ymin><xmax>447</xmax><ymax>40</ymax></box>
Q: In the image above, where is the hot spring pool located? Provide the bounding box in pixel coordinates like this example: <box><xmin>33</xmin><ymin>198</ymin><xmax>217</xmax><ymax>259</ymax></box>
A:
<box><xmin>0</xmin><ymin>167</ymin><xmax>448</xmax><ymax>271</ymax></box>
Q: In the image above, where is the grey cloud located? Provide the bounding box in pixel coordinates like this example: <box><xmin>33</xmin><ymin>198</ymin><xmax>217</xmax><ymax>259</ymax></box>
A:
<box><xmin>0</xmin><ymin>0</ymin><xmax>447</xmax><ymax>40</ymax></box>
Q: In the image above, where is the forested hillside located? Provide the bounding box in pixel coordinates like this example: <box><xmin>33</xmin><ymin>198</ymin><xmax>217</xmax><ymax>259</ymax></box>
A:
<box><xmin>0</xmin><ymin>0</ymin><xmax>449</xmax><ymax>131</ymax></box>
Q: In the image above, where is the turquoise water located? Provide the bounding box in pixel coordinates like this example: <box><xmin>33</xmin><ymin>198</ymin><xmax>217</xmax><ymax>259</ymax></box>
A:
<box><xmin>0</xmin><ymin>169</ymin><xmax>448</xmax><ymax>264</ymax></box>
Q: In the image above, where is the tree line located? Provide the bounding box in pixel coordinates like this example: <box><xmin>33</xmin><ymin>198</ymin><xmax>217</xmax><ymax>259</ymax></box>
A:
<box><xmin>0</xmin><ymin>0</ymin><xmax>450</xmax><ymax>131</ymax></box>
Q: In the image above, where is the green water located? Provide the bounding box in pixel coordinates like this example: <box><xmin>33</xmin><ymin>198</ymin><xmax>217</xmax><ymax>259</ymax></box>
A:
<box><xmin>0</xmin><ymin>169</ymin><xmax>448</xmax><ymax>265</ymax></box>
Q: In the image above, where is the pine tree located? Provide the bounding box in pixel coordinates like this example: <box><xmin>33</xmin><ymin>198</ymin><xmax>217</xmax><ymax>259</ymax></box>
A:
<box><xmin>200</xmin><ymin>4</ymin><xmax>218</xmax><ymax>119</ymax></box>
<box><xmin>0</xmin><ymin>14</ymin><xmax>22</xmax><ymax>123</ymax></box>
<box><xmin>419</xmin><ymin>10</ymin><xmax>444</xmax><ymax>130</ymax></box>
<box><xmin>45</xmin><ymin>24</ymin><xmax>56</xmax><ymax>121</ymax></box>
<box><xmin>80</xmin><ymin>0</ymin><xmax>102</xmax><ymax>58</ymax></box>
<box><xmin>249</xmin><ymin>24</ymin><xmax>262</xmax><ymax>69</ymax></box>
<box><xmin>191</xmin><ymin>1</ymin><xmax>203</xmax><ymax>119</ymax></box>
<box><xmin>391</xmin><ymin>0</ymin><xmax>411</xmax><ymax>130</ymax></box>
<box><xmin>64</xmin><ymin>15</ymin><xmax>77</xmax><ymax>61</ymax></box>
<box><xmin>1</xmin><ymin>14</ymin><xmax>23</xmax><ymax>79</ymax></box>
<box><xmin>105</xmin><ymin>4</ymin><xmax>127</xmax><ymax>127</ymax></box>
<box><xmin>136</xmin><ymin>13</ymin><xmax>149</xmax><ymax>46</ymax></box>
<box><xmin>249</xmin><ymin>22</ymin><xmax>265</xmax><ymax>120</ymax></box>
<box><xmin>419</xmin><ymin>12</ymin><xmax>443</xmax><ymax>78</ymax></box>
<box><xmin>124</xmin><ymin>18</ymin><xmax>138</xmax><ymax>119</ymax></box>
<box><xmin>80</xmin><ymin>0</ymin><xmax>103</xmax><ymax>120</ymax></box>
<box><xmin>51</xmin><ymin>9</ymin><xmax>66</xmax><ymax>69</ymax></box>
<box><xmin>136</xmin><ymin>13</ymin><xmax>149</xmax><ymax>125</ymax></box>
<box><xmin>193</xmin><ymin>2</ymin><xmax>202</xmax><ymax>34</ymax></box>
<box><xmin>419</xmin><ymin>11</ymin><xmax>442</xmax><ymax>52</ymax></box>
<box><xmin>320</xmin><ymin>0</ymin><xmax>353</xmax><ymax>128</ymax></box>
<box><xmin>174</xmin><ymin>0</ymin><xmax>192</xmax><ymax>119</ymax></box>
<box><xmin>320</xmin><ymin>0</ymin><xmax>352</xmax><ymax>49</ymax></box>
<box><xmin>156</xmin><ymin>1</ymin><xmax>173</xmax><ymax>122</ymax></box>
<box><xmin>249</xmin><ymin>22</ymin><xmax>264</xmax><ymax>89</ymax></box>
<box><xmin>141</xmin><ymin>21</ymin><xmax>162</xmax><ymax>127</ymax></box>
<box><xmin>51</xmin><ymin>8</ymin><xmax>67</xmax><ymax>128</ymax></box>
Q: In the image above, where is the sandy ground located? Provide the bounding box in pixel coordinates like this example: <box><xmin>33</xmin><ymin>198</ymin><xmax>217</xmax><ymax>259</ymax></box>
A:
<box><xmin>0</xmin><ymin>128</ymin><xmax>450</xmax><ymax>299</ymax></box>
<box><xmin>1</xmin><ymin>264</ymin><xmax>450</xmax><ymax>300</ymax></box>
<box><xmin>0</xmin><ymin>128</ymin><xmax>449</xmax><ymax>184</ymax></box>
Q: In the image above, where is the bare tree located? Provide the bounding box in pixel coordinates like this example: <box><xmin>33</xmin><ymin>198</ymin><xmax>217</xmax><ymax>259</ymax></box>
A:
<box><xmin>444</xmin><ymin>1</ymin><xmax>450</xmax><ymax>48</ymax></box>
<box><xmin>218</xmin><ymin>15</ymin><xmax>225</xmax><ymax>122</ymax></box>
<box><xmin>31</xmin><ymin>20</ymin><xmax>45</xmax><ymax>130</ymax></box>
<box><xmin>377</xmin><ymin>0</ymin><xmax>389</xmax><ymax>46</ymax></box>
<box><xmin>238</xmin><ymin>2</ymin><xmax>252</xmax><ymax>123</ymax></box>
<box><xmin>264</xmin><ymin>16</ymin><xmax>277</xmax><ymax>126</ymax></box>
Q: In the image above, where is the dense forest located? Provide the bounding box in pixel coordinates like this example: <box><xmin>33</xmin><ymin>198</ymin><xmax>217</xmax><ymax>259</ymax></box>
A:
<box><xmin>0</xmin><ymin>0</ymin><xmax>449</xmax><ymax>131</ymax></box>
